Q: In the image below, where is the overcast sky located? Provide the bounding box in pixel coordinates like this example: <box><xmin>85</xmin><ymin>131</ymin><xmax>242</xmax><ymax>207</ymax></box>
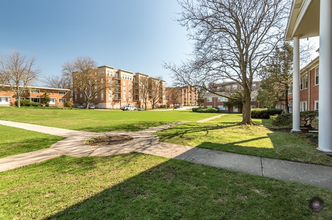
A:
<box><xmin>0</xmin><ymin>0</ymin><xmax>194</xmax><ymax>86</ymax></box>
<box><xmin>0</xmin><ymin>0</ymin><xmax>319</xmax><ymax>87</ymax></box>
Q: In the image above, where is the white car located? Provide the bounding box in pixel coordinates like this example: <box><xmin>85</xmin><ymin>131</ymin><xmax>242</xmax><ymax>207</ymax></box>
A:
<box><xmin>122</xmin><ymin>106</ymin><xmax>136</xmax><ymax>111</ymax></box>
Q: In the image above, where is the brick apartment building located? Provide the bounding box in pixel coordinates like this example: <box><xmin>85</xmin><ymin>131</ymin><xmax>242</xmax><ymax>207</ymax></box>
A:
<box><xmin>73</xmin><ymin>65</ymin><xmax>167</xmax><ymax>109</ymax></box>
<box><xmin>203</xmin><ymin>81</ymin><xmax>262</xmax><ymax>113</ymax></box>
<box><xmin>166</xmin><ymin>86</ymin><xmax>198</xmax><ymax>107</ymax></box>
<box><xmin>287</xmin><ymin>56</ymin><xmax>319</xmax><ymax>112</ymax></box>
<box><xmin>0</xmin><ymin>85</ymin><xmax>70</xmax><ymax>107</ymax></box>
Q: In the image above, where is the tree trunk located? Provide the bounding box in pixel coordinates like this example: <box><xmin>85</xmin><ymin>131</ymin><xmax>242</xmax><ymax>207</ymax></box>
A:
<box><xmin>241</xmin><ymin>88</ymin><xmax>253</xmax><ymax>124</ymax></box>
<box><xmin>285</xmin><ymin>87</ymin><xmax>289</xmax><ymax>113</ymax></box>
<box><xmin>17</xmin><ymin>94</ymin><xmax>21</xmax><ymax>108</ymax></box>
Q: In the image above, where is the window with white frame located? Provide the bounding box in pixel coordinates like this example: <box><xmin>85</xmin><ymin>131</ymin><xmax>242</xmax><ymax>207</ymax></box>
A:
<box><xmin>108</xmin><ymin>90</ymin><xmax>112</xmax><ymax>100</ymax></box>
<box><xmin>207</xmin><ymin>105</ymin><xmax>212</xmax><ymax>108</ymax></box>
<box><xmin>232</xmin><ymin>85</ymin><xmax>237</xmax><ymax>90</ymax></box>
<box><xmin>225</xmin><ymin>85</ymin><xmax>230</xmax><ymax>90</ymax></box>
<box><xmin>14</xmin><ymin>97</ymin><xmax>25</xmax><ymax>101</ymax></box>
<box><xmin>123</xmin><ymin>81</ymin><xmax>126</xmax><ymax>86</ymax></box>
<box><xmin>218</xmin><ymin>105</ymin><xmax>228</xmax><ymax>110</ymax></box>
<box><xmin>314</xmin><ymin>100</ymin><xmax>319</xmax><ymax>111</ymax></box>
<box><xmin>101</xmin><ymin>93</ymin><xmax>104</xmax><ymax>100</ymax></box>
<box><xmin>315</xmin><ymin>67</ymin><xmax>319</xmax><ymax>85</ymax></box>
<box><xmin>59</xmin><ymin>98</ymin><xmax>66</xmax><ymax>103</ymax></box>
<box><xmin>30</xmin><ymin>98</ymin><xmax>40</xmax><ymax>103</ymax></box>
<box><xmin>49</xmin><ymin>98</ymin><xmax>56</xmax><ymax>104</ymax></box>
<box><xmin>30</xmin><ymin>89</ymin><xmax>40</xmax><ymax>94</ymax></box>
<box><xmin>251</xmin><ymin>97</ymin><xmax>256</xmax><ymax>101</ymax></box>
<box><xmin>252</xmin><ymin>83</ymin><xmax>256</xmax><ymax>89</ymax></box>
<box><xmin>0</xmin><ymin>97</ymin><xmax>9</xmax><ymax>103</ymax></box>
<box><xmin>300</xmin><ymin>74</ymin><xmax>308</xmax><ymax>90</ymax></box>
<box><xmin>123</xmin><ymin>94</ymin><xmax>126</xmax><ymax>99</ymax></box>
<box><xmin>59</xmin><ymin>91</ymin><xmax>66</xmax><ymax>95</ymax></box>
<box><xmin>218</xmin><ymin>97</ymin><xmax>228</xmax><ymax>102</ymax></box>
<box><xmin>129</xmin><ymin>82</ymin><xmax>131</xmax><ymax>87</ymax></box>
<box><xmin>300</xmin><ymin>101</ymin><xmax>307</xmax><ymax>112</ymax></box>
<box><xmin>206</xmin><ymin>97</ymin><xmax>212</xmax><ymax>102</ymax></box>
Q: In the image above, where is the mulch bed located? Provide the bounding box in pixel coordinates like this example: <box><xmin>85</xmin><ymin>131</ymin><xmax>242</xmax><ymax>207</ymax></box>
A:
<box><xmin>86</xmin><ymin>135</ymin><xmax>134</xmax><ymax>146</ymax></box>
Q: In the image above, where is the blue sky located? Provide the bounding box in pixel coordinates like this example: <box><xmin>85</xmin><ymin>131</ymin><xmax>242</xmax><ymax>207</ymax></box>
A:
<box><xmin>0</xmin><ymin>0</ymin><xmax>193</xmax><ymax>86</ymax></box>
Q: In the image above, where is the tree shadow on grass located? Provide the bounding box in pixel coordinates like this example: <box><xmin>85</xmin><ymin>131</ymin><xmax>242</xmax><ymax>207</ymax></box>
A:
<box><xmin>41</xmin><ymin>153</ymin><xmax>327</xmax><ymax>219</ymax></box>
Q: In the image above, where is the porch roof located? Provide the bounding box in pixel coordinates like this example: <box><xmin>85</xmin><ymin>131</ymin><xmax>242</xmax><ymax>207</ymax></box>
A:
<box><xmin>285</xmin><ymin>0</ymin><xmax>320</xmax><ymax>40</ymax></box>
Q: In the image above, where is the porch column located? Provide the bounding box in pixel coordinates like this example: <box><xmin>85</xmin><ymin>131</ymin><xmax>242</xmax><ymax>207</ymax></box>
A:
<box><xmin>292</xmin><ymin>36</ymin><xmax>300</xmax><ymax>132</ymax></box>
<box><xmin>318</xmin><ymin>0</ymin><xmax>332</xmax><ymax>153</ymax></box>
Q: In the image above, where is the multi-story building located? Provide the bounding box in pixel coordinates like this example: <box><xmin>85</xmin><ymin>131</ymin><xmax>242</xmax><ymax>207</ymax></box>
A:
<box><xmin>0</xmin><ymin>85</ymin><xmax>70</xmax><ymax>107</ymax></box>
<box><xmin>73</xmin><ymin>65</ymin><xmax>167</xmax><ymax>109</ymax></box>
<box><xmin>166</xmin><ymin>86</ymin><xmax>198</xmax><ymax>107</ymax></box>
<box><xmin>203</xmin><ymin>81</ymin><xmax>262</xmax><ymax>113</ymax></box>
<box><xmin>287</xmin><ymin>56</ymin><xmax>319</xmax><ymax>112</ymax></box>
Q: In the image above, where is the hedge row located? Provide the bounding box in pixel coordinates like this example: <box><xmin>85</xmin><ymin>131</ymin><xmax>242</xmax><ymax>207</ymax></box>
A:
<box><xmin>270</xmin><ymin>111</ymin><xmax>318</xmax><ymax>127</ymax></box>
<box><xmin>192</xmin><ymin>108</ymin><xmax>219</xmax><ymax>113</ymax></box>
<box><xmin>15</xmin><ymin>100</ymin><xmax>41</xmax><ymax>107</ymax></box>
<box><xmin>251</xmin><ymin>108</ymin><xmax>283</xmax><ymax>119</ymax></box>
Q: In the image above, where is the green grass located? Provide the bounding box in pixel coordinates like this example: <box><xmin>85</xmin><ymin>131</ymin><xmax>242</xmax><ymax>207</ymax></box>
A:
<box><xmin>1</xmin><ymin>153</ymin><xmax>331</xmax><ymax>219</ymax></box>
<box><xmin>0</xmin><ymin>125</ymin><xmax>64</xmax><ymax>158</ymax></box>
<box><xmin>157</xmin><ymin>114</ymin><xmax>332</xmax><ymax>167</ymax></box>
<box><xmin>0</xmin><ymin>107</ymin><xmax>220</xmax><ymax>132</ymax></box>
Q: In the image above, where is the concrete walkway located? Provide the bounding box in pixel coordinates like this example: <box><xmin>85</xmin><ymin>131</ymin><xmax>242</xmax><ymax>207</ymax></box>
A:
<box><xmin>0</xmin><ymin>119</ymin><xmax>331</xmax><ymax>190</ymax></box>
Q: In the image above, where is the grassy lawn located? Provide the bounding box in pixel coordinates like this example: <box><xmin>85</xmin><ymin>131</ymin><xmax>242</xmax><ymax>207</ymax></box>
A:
<box><xmin>1</xmin><ymin>153</ymin><xmax>331</xmax><ymax>219</ymax></box>
<box><xmin>157</xmin><ymin>114</ymin><xmax>332</xmax><ymax>167</ymax></box>
<box><xmin>0</xmin><ymin>125</ymin><xmax>64</xmax><ymax>158</ymax></box>
<box><xmin>0</xmin><ymin>107</ymin><xmax>219</xmax><ymax>132</ymax></box>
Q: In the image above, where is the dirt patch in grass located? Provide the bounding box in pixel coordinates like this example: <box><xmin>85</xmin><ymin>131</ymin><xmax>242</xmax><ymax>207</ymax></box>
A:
<box><xmin>86</xmin><ymin>135</ymin><xmax>133</xmax><ymax>146</ymax></box>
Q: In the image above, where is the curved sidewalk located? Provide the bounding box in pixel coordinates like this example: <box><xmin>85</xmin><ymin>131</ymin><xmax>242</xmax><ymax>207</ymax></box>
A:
<box><xmin>0</xmin><ymin>120</ymin><xmax>331</xmax><ymax>190</ymax></box>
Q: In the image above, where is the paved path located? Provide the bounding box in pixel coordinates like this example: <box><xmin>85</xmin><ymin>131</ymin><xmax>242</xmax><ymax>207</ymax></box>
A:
<box><xmin>197</xmin><ymin>114</ymin><xmax>225</xmax><ymax>123</ymax></box>
<box><xmin>0</xmin><ymin>119</ymin><xmax>332</xmax><ymax>190</ymax></box>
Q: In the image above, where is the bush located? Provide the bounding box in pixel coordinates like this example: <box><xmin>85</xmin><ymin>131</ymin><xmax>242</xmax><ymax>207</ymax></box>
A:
<box><xmin>269</xmin><ymin>111</ymin><xmax>319</xmax><ymax>128</ymax></box>
<box><xmin>251</xmin><ymin>108</ymin><xmax>283</xmax><ymax>119</ymax></box>
<box><xmin>270</xmin><ymin>113</ymin><xmax>292</xmax><ymax>127</ymax></box>
<box><xmin>15</xmin><ymin>100</ymin><xmax>41</xmax><ymax>107</ymax></box>
<box><xmin>192</xmin><ymin>108</ymin><xmax>219</xmax><ymax>113</ymax></box>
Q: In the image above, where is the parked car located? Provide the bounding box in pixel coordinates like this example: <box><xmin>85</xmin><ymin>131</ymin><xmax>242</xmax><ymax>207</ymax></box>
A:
<box><xmin>138</xmin><ymin>108</ymin><xmax>146</xmax><ymax>111</ymax></box>
<box><xmin>122</xmin><ymin>106</ymin><xmax>136</xmax><ymax>111</ymax></box>
<box><xmin>76</xmin><ymin>104</ymin><xmax>84</xmax><ymax>109</ymax></box>
<box><xmin>89</xmin><ymin>104</ymin><xmax>96</xmax><ymax>109</ymax></box>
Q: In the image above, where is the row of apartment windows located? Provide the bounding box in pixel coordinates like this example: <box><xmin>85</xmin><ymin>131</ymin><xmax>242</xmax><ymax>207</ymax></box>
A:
<box><xmin>300</xmin><ymin>101</ymin><xmax>319</xmax><ymax>111</ymax></box>
<box><xmin>206</xmin><ymin>97</ymin><xmax>229</xmax><ymax>102</ymax></box>
<box><xmin>300</xmin><ymin>67</ymin><xmax>319</xmax><ymax>90</ymax></box>
<box><xmin>217</xmin><ymin>83</ymin><xmax>257</xmax><ymax>91</ymax></box>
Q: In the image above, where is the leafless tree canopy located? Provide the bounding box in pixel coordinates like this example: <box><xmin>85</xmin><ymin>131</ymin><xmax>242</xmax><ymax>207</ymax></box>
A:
<box><xmin>165</xmin><ymin>0</ymin><xmax>290</xmax><ymax>124</ymax></box>
<box><xmin>63</xmin><ymin>56</ymin><xmax>110</xmax><ymax>109</ymax></box>
<box><xmin>42</xmin><ymin>75</ymin><xmax>70</xmax><ymax>89</ymax></box>
<box><xmin>0</xmin><ymin>50</ymin><xmax>40</xmax><ymax>107</ymax></box>
<box><xmin>139</xmin><ymin>76</ymin><xmax>149</xmax><ymax>110</ymax></box>
<box><xmin>149</xmin><ymin>77</ymin><xmax>166</xmax><ymax>109</ymax></box>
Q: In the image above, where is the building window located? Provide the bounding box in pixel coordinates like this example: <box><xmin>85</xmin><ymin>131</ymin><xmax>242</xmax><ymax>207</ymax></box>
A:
<box><xmin>49</xmin><ymin>98</ymin><xmax>56</xmax><ymax>104</ymax></box>
<box><xmin>0</xmin><ymin>97</ymin><xmax>10</xmax><ymax>103</ymax></box>
<box><xmin>123</xmin><ymin>81</ymin><xmax>126</xmax><ymax>86</ymax></box>
<box><xmin>300</xmin><ymin>101</ymin><xmax>307</xmax><ymax>112</ymax></box>
<box><xmin>314</xmin><ymin>100</ymin><xmax>319</xmax><ymax>111</ymax></box>
<box><xmin>123</xmin><ymin>94</ymin><xmax>126</xmax><ymax>100</ymax></box>
<box><xmin>59</xmin><ymin>91</ymin><xmax>66</xmax><ymax>95</ymax></box>
<box><xmin>300</xmin><ymin>74</ymin><xmax>308</xmax><ymax>90</ymax></box>
<box><xmin>218</xmin><ymin>105</ymin><xmax>228</xmax><ymax>110</ymax></box>
<box><xmin>30</xmin><ymin>89</ymin><xmax>40</xmax><ymax>94</ymax></box>
<box><xmin>30</xmin><ymin>98</ymin><xmax>40</xmax><ymax>103</ymax></box>
<box><xmin>59</xmin><ymin>98</ymin><xmax>66</xmax><ymax>103</ymax></box>
<box><xmin>251</xmin><ymin>97</ymin><xmax>256</xmax><ymax>101</ymax></box>
<box><xmin>129</xmin><ymin>82</ymin><xmax>131</xmax><ymax>87</ymax></box>
<box><xmin>207</xmin><ymin>105</ymin><xmax>213</xmax><ymax>108</ymax></box>
<box><xmin>252</xmin><ymin>83</ymin><xmax>256</xmax><ymax>89</ymax></box>
<box><xmin>218</xmin><ymin>97</ymin><xmax>228</xmax><ymax>102</ymax></box>
<box><xmin>101</xmin><ymin>93</ymin><xmax>104</xmax><ymax>100</ymax></box>
<box><xmin>123</xmin><ymin>88</ymin><xmax>126</xmax><ymax>93</ymax></box>
<box><xmin>315</xmin><ymin>68</ymin><xmax>319</xmax><ymax>85</ymax></box>
<box><xmin>225</xmin><ymin>85</ymin><xmax>230</xmax><ymax>90</ymax></box>
<box><xmin>80</xmin><ymin>94</ymin><xmax>82</xmax><ymax>98</ymax></box>
<box><xmin>206</xmin><ymin>97</ymin><xmax>212</xmax><ymax>102</ymax></box>
<box><xmin>232</xmin><ymin>85</ymin><xmax>237</xmax><ymax>90</ymax></box>
<box><xmin>108</xmin><ymin>90</ymin><xmax>112</xmax><ymax>100</ymax></box>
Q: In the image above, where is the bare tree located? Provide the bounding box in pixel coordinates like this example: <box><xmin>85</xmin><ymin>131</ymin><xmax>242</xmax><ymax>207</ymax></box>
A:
<box><xmin>165</xmin><ymin>0</ymin><xmax>290</xmax><ymax>124</ymax></box>
<box><xmin>139</xmin><ymin>76</ymin><xmax>149</xmax><ymax>110</ymax></box>
<box><xmin>63</xmin><ymin>56</ymin><xmax>111</xmax><ymax>109</ymax></box>
<box><xmin>42</xmin><ymin>75</ymin><xmax>70</xmax><ymax>89</ymax></box>
<box><xmin>0</xmin><ymin>51</ymin><xmax>40</xmax><ymax>107</ymax></box>
<box><xmin>149</xmin><ymin>77</ymin><xmax>166</xmax><ymax>109</ymax></box>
